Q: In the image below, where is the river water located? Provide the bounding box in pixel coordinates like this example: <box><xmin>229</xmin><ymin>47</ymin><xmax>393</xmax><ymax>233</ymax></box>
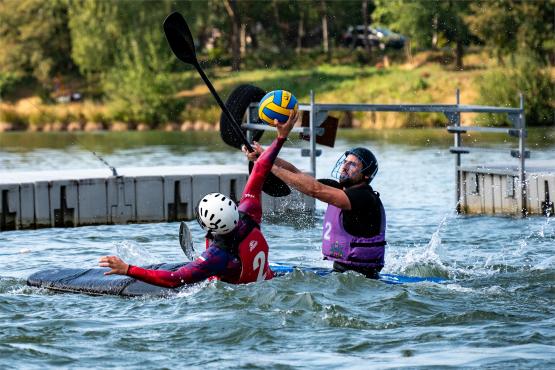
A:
<box><xmin>1</xmin><ymin>129</ymin><xmax>554</xmax><ymax>368</ymax></box>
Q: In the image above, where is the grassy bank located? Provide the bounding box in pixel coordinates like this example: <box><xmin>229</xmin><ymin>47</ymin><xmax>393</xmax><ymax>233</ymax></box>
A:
<box><xmin>0</xmin><ymin>51</ymin><xmax>552</xmax><ymax>132</ymax></box>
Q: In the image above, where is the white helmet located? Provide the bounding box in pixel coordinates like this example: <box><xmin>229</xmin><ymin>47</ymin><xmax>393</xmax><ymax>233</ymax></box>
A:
<box><xmin>196</xmin><ymin>193</ymin><xmax>239</xmax><ymax>235</ymax></box>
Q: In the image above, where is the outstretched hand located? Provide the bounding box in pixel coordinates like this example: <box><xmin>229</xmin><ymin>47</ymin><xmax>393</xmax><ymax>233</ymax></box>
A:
<box><xmin>242</xmin><ymin>141</ymin><xmax>264</xmax><ymax>162</ymax></box>
<box><xmin>241</xmin><ymin>109</ymin><xmax>298</xmax><ymax>161</ymax></box>
<box><xmin>99</xmin><ymin>255</ymin><xmax>129</xmax><ymax>276</ymax></box>
<box><xmin>276</xmin><ymin>109</ymin><xmax>299</xmax><ymax>139</ymax></box>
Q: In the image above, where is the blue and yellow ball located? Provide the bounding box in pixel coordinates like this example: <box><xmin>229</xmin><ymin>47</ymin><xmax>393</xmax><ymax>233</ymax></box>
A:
<box><xmin>258</xmin><ymin>90</ymin><xmax>298</xmax><ymax>126</ymax></box>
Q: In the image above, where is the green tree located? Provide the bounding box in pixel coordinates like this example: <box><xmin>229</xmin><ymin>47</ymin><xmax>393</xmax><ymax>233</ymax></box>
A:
<box><xmin>517</xmin><ymin>0</ymin><xmax>555</xmax><ymax>64</ymax></box>
<box><xmin>374</xmin><ymin>0</ymin><xmax>473</xmax><ymax>69</ymax></box>
<box><xmin>68</xmin><ymin>0</ymin><xmax>174</xmax><ymax>75</ymax></box>
<box><xmin>374</xmin><ymin>0</ymin><xmax>436</xmax><ymax>49</ymax></box>
<box><xmin>236</xmin><ymin>1</ymin><xmax>363</xmax><ymax>66</ymax></box>
<box><xmin>69</xmin><ymin>0</ymin><xmax>183</xmax><ymax>123</ymax></box>
<box><xmin>67</xmin><ymin>0</ymin><xmax>121</xmax><ymax>75</ymax></box>
<box><xmin>103</xmin><ymin>38</ymin><xmax>180</xmax><ymax>125</ymax></box>
<box><xmin>467</xmin><ymin>0</ymin><xmax>555</xmax><ymax>66</ymax></box>
<box><xmin>478</xmin><ymin>56</ymin><xmax>554</xmax><ymax>126</ymax></box>
<box><xmin>465</xmin><ymin>1</ymin><xmax>518</xmax><ymax>66</ymax></box>
<box><xmin>0</xmin><ymin>0</ymin><xmax>73</xmax><ymax>85</ymax></box>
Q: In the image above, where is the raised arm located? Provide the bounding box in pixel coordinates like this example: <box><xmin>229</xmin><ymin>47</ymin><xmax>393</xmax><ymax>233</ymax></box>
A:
<box><xmin>271</xmin><ymin>166</ymin><xmax>352</xmax><ymax>210</ymax></box>
<box><xmin>246</xmin><ymin>142</ymin><xmax>302</xmax><ymax>174</ymax></box>
<box><xmin>239</xmin><ymin>111</ymin><xmax>298</xmax><ymax>223</ymax></box>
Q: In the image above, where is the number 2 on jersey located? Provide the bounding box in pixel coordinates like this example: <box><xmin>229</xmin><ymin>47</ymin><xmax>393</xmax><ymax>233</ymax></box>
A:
<box><xmin>253</xmin><ymin>251</ymin><xmax>266</xmax><ymax>282</ymax></box>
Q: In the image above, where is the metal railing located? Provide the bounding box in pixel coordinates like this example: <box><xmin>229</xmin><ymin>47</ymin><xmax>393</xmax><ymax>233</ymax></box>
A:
<box><xmin>243</xmin><ymin>90</ymin><xmax>527</xmax><ymax>215</ymax></box>
<box><xmin>446</xmin><ymin>91</ymin><xmax>526</xmax><ymax>215</ymax></box>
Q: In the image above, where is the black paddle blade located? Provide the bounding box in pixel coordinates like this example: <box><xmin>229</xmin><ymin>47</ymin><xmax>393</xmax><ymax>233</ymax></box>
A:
<box><xmin>220</xmin><ymin>84</ymin><xmax>266</xmax><ymax>150</ymax></box>
<box><xmin>163</xmin><ymin>12</ymin><xmax>197</xmax><ymax>65</ymax></box>
<box><xmin>248</xmin><ymin>161</ymin><xmax>291</xmax><ymax>197</ymax></box>
<box><xmin>179</xmin><ymin>221</ymin><xmax>196</xmax><ymax>261</ymax></box>
<box><xmin>163</xmin><ymin>12</ymin><xmax>291</xmax><ymax>199</ymax></box>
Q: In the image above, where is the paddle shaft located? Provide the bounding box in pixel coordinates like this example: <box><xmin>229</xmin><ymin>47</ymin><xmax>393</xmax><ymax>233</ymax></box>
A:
<box><xmin>163</xmin><ymin>12</ymin><xmax>290</xmax><ymax>197</ymax></box>
<box><xmin>193</xmin><ymin>63</ymin><xmax>254</xmax><ymax>153</ymax></box>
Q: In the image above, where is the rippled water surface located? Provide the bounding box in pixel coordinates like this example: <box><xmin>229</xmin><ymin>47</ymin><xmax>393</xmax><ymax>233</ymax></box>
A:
<box><xmin>1</xmin><ymin>130</ymin><xmax>554</xmax><ymax>369</ymax></box>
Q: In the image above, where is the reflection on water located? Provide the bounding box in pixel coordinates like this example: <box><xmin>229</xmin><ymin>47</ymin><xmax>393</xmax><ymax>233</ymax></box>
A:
<box><xmin>1</xmin><ymin>130</ymin><xmax>224</xmax><ymax>152</ymax></box>
<box><xmin>2</xmin><ymin>127</ymin><xmax>554</xmax><ymax>151</ymax></box>
<box><xmin>2</xmin><ymin>128</ymin><xmax>554</xmax><ymax>171</ymax></box>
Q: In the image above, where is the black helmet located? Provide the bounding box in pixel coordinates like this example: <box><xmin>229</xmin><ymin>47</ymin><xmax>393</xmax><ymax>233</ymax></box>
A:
<box><xmin>345</xmin><ymin>147</ymin><xmax>378</xmax><ymax>183</ymax></box>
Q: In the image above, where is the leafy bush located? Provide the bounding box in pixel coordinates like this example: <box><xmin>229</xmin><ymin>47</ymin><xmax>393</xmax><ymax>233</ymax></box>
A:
<box><xmin>0</xmin><ymin>73</ymin><xmax>20</xmax><ymax>100</ymax></box>
<box><xmin>0</xmin><ymin>107</ymin><xmax>28</xmax><ymax>128</ymax></box>
<box><xmin>412</xmin><ymin>77</ymin><xmax>429</xmax><ymax>91</ymax></box>
<box><xmin>242</xmin><ymin>49</ymin><xmax>297</xmax><ymax>70</ymax></box>
<box><xmin>28</xmin><ymin>109</ymin><xmax>57</xmax><ymax>128</ymax></box>
<box><xmin>102</xmin><ymin>40</ymin><xmax>182</xmax><ymax>126</ymax></box>
<box><xmin>179</xmin><ymin>106</ymin><xmax>220</xmax><ymax>125</ymax></box>
<box><xmin>83</xmin><ymin>110</ymin><xmax>106</xmax><ymax>124</ymax></box>
<box><xmin>477</xmin><ymin>56</ymin><xmax>554</xmax><ymax>126</ymax></box>
<box><xmin>54</xmin><ymin>111</ymin><xmax>76</xmax><ymax>125</ymax></box>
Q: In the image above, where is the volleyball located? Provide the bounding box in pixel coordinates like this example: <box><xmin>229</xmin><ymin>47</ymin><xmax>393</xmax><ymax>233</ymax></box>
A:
<box><xmin>258</xmin><ymin>90</ymin><xmax>298</xmax><ymax>126</ymax></box>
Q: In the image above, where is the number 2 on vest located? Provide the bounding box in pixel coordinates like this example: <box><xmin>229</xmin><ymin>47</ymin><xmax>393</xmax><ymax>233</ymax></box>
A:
<box><xmin>323</xmin><ymin>222</ymin><xmax>332</xmax><ymax>240</ymax></box>
<box><xmin>253</xmin><ymin>251</ymin><xmax>266</xmax><ymax>282</ymax></box>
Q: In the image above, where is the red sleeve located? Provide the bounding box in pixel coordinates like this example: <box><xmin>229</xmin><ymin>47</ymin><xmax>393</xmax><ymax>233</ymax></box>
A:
<box><xmin>239</xmin><ymin>136</ymin><xmax>286</xmax><ymax>223</ymax></box>
<box><xmin>126</xmin><ymin>246</ymin><xmax>231</xmax><ymax>288</ymax></box>
<box><xmin>126</xmin><ymin>264</ymin><xmax>196</xmax><ymax>288</ymax></box>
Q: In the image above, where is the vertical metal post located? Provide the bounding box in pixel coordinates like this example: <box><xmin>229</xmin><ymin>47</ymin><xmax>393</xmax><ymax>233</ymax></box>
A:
<box><xmin>309</xmin><ymin>90</ymin><xmax>316</xmax><ymax>176</ymax></box>
<box><xmin>454</xmin><ymin>89</ymin><xmax>462</xmax><ymax>213</ymax></box>
<box><xmin>519</xmin><ymin>93</ymin><xmax>527</xmax><ymax>217</ymax></box>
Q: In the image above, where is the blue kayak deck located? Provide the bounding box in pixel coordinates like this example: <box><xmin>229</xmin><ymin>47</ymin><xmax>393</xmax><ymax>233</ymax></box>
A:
<box><xmin>270</xmin><ymin>263</ymin><xmax>446</xmax><ymax>284</ymax></box>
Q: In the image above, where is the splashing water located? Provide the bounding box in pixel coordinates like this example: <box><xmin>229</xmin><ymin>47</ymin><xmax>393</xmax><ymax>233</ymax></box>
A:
<box><xmin>385</xmin><ymin>214</ymin><xmax>451</xmax><ymax>278</ymax></box>
<box><xmin>113</xmin><ymin>240</ymin><xmax>160</xmax><ymax>266</ymax></box>
<box><xmin>538</xmin><ymin>214</ymin><xmax>553</xmax><ymax>238</ymax></box>
<box><xmin>531</xmin><ymin>255</ymin><xmax>555</xmax><ymax>270</ymax></box>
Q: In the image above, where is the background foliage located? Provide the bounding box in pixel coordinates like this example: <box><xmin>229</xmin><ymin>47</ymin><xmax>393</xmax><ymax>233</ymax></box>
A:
<box><xmin>0</xmin><ymin>0</ymin><xmax>552</xmax><ymax>127</ymax></box>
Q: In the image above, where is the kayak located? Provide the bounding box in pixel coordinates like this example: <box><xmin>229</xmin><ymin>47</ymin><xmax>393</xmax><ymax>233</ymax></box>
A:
<box><xmin>27</xmin><ymin>262</ymin><xmax>446</xmax><ymax>297</ymax></box>
<box><xmin>270</xmin><ymin>263</ymin><xmax>446</xmax><ymax>285</ymax></box>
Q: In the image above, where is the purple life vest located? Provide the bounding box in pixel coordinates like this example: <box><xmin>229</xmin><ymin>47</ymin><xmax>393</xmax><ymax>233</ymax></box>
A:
<box><xmin>321</xmin><ymin>199</ymin><xmax>386</xmax><ymax>269</ymax></box>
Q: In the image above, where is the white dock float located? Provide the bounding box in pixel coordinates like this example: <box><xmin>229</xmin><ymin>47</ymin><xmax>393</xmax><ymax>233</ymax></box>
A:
<box><xmin>0</xmin><ymin>166</ymin><xmax>314</xmax><ymax>231</ymax></box>
<box><xmin>459</xmin><ymin>160</ymin><xmax>555</xmax><ymax>216</ymax></box>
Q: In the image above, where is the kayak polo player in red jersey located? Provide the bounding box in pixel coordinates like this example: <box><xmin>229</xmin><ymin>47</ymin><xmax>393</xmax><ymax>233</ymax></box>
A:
<box><xmin>99</xmin><ymin>110</ymin><xmax>298</xmax><ymax>287</ymax></box>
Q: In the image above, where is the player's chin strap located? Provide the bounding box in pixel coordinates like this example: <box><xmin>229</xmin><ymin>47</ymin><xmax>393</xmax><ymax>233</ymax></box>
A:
<box><xmin>179</xmin><ymin>221</ymin><xmax>197</xmax><ymax>261</ymax></box>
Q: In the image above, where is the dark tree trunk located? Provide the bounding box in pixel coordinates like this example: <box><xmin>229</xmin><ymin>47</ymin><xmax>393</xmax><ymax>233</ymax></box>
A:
<box><xmin>249</xmin><ymin>21</ymin><xmax>260</xmax><ymax>50</ymax></box>
<box><xmin>432</xmin><ymin>14</ymin><xmax>439</xmax><ymax>50</ymax></box>
<box><xmin>496</xmin><ymin>49</ymin><xmax>505</xmax><ymax>66</ymax></box>
<box><xmin>362</xmin><ymin>0</ymin><xmax>372</xmax><ymax>57</ymax></box>
<box><xmin>320</xmin><ymin>0</ymin><xmax>330</xmax><ymax>60</ymax></box>
<box><xmin>296</xmin><ymin>9</ymin><xmax>304</xmax><ymax>54</ymax></box>
<box><xmin>455</xmin><ymin>39</ymin><xmax>464</xmax><ymax>70</ymax></box>
<box><xmin>224</xmin><ymin>0</ymin><xmax>241</xmax><ymax>71</ymax></box>
<box><xmin>271</xmin><ymin>0</ymin><xmax>289</xmax><ymax>52</ymax></box>
<box><xmin>240</xmin><ymin>24</ymin><xmax>246</xmax><ymax>56</ymax></box>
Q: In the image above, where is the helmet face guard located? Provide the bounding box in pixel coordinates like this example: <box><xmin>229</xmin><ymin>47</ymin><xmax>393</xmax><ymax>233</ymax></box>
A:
<box><xmin>196</xmin><ymin>193</ymin><xmax>239</xmax><ymax>235</ymax></box>
<box><xmin>331</xmin><ymin>148</ymin><xmax>378</xmax><ymax>184</ymax></box>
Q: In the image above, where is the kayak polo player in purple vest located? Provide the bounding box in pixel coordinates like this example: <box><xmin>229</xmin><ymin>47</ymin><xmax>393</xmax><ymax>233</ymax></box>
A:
<box><xmin>244</xmin><ymin>144</ymin><xmax>386</xmax><ymax>279</ymax></box>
